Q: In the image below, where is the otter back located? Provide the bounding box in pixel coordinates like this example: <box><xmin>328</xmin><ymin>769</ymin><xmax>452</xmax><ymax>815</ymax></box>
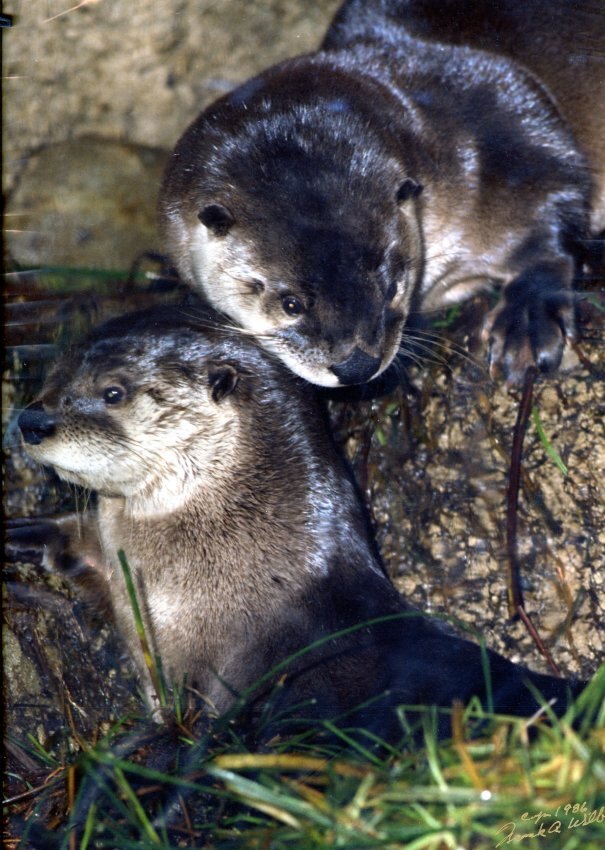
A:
<box><xmin>325</xmin><ymin>0</ymin><xmax>605</xmax><ymax>232</ymax></box>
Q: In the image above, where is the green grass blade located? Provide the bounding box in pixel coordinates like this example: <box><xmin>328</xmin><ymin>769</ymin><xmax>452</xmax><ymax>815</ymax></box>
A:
<box><xmin>113</xmin><ymin>765</ymin><xmax>162</xmax><ymax>845</ymax></box>
<box><xmin>532</xmin><ymin>405</ymin><xmax>568</xmax><ymax>475</ymax></box>
<box><xmin>117</xmin><ymin>549</ymin><xmax>167</xmax><ymax>708</ymax></box>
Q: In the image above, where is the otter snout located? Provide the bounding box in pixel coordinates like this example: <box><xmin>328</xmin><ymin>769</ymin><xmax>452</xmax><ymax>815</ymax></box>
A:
<box><xmin>330</xmin><ymin>348</ymin><xmax>382</xmax><ymax>385</ymax></box>
<box><xmin>19</xmin><ymin>404</ymin><xmax>57</xmax><ymax>445</ymax></box>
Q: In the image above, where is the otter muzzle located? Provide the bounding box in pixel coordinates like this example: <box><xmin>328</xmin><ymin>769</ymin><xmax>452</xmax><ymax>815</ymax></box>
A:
<box><xmin>330</xmin><ymin>349</ymin><xmax>382</xmax><ymax>385</ymax></box>
<box><xmin>19</xmin><ymin>405</ymin><xmax>57</xmax><ymax>445</ymax></box>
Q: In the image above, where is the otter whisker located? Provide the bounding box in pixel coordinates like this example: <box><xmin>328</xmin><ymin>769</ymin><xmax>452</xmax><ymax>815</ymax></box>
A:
<box><xmin>402</xmin><ymin>330</ymin><xmax>486</xmax><ymax>371</ymax></box>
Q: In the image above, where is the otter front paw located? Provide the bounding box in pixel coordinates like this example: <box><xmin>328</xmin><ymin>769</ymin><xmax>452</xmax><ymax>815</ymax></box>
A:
<box><xmin>5</xmin><ymin>514</ymin><xmax>101</xmax><ymax>577</ymax></box>
<box><xmin>5</xmin><ymin>517</ymin><xmax>66</xmax><ymax>568</ymax></box>
<box><xmin>482</xmin><ymin>265</ymin><xmax>576</xmax><ymax>385</ymax></box>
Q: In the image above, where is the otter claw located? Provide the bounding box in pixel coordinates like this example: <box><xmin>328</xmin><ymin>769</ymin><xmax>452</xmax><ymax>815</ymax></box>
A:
<box><xmin>484</xmin><ymin>307</ymin><xmax>571</xmax><ymax>385</ymax></box>
<box><xmin>482</xmin><ymin>266</ymin><xmax>576</xmax><ymax>385</ymax></box>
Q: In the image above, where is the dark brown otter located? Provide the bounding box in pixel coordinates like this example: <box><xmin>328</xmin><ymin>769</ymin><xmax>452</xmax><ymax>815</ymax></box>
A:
<box><xmin>15</xmin><ymin>303</ymin><xmax>584</xmax><ymax>739</ymax></box>
<box><xmin>159</xmin><ymin>0</ymin><xmax>600</xmax><ymax>388</ymax></box>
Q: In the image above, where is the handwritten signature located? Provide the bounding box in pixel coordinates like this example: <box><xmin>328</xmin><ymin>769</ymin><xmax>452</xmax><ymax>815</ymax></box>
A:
<box><xmin>496</xmin><ymin>802</ymin><xmax>605</xmax><ymax>846</ymax></box>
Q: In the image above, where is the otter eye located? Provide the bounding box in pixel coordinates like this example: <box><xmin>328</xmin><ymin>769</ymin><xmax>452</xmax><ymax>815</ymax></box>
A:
<box><xmin>386</xmin><ymin>280</ymin><xmax>398</xmax><ymax>301</ymax></box>
<box><xmin>198</xmin><ymin>203</ymin><xmax>235</xmax><ymax>236</ymax></box>
<box><xmin>103</xmin><ymin>386</ymin><xmax>125</xmax><ymax>405</ymax></box>
<box><xmin>281</xmin><ymin>295</ymin><xmax>303</xmax><ymax>317</ymax></box>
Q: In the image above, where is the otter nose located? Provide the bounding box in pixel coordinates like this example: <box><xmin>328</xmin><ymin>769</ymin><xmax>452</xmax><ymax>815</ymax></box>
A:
<box><xmin>330</xmin><ymin>348</ymin><xmax>382</xmax><ymax>385</ymax></box>
<box><xmin>18</xmin><ymin>404</ymin><xmax>57</xmax><ymax>445</ymax></box>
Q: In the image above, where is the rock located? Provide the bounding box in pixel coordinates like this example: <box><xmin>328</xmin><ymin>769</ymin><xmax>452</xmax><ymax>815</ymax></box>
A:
<box><xmin>6</xmin><ymin>138</ymin><xmax>168</xmax><ymax>270</ymax></box>
<box><xmin>3</xmin><ymin>0</ymin><xmax>341</xmax><ymax>194</ymax></box>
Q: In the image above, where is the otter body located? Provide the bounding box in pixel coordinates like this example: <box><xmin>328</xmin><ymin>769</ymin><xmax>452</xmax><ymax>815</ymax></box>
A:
<box><xmin>325</xmin><ymin>0</ymin><xmax>605</xmax><ymax>231</ymax></box>
<box><xmin>160</xmin><ymin>1</ymin><xmax>601</xmax><ymax>387</ymax></box>
<box><xmin>17</xmin><ymin>304</ymin><xmax>395</xmax><ymax>717</ymax></box>
<box><xmin>17</xmin><ymin>304</ymin><xmax>583</xmax><ymax>737</ymax></box>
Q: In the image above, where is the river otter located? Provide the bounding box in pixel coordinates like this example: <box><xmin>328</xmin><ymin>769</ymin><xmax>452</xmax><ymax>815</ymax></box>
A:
<box><xmin>159</xmin><ymin>1</ymin><xmax>600</xmax><ymax>388</ymax></box>
<box><xmin>14</xmin><ymin>303</ymin><xmax>584</xmax><ymax>739</ymax></box>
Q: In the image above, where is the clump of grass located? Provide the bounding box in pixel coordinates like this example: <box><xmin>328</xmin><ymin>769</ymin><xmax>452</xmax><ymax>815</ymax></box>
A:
<box><xmin>207</xmin><ymin>669</ymin><xmax>605</xmax><ymax>850</ymax></box>
<box><xmin>8</xmin><ymin>553</ymin><xmax>605</xmax><ymax>848</ymax></box>
<box><xmin>10</xmin><ymin>661</ymin><xmax>604</xmax><ymax>849</ymax></box>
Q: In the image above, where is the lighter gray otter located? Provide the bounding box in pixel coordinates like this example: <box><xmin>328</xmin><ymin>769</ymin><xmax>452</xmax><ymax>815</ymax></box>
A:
<box><xmin>159</xmin><ymin>0</ymin><xmax>602</xmax><ymax>389</ymax></box>
<box><xmin>16</xmin><ymin>304</ymin><xmax>584</xmax><ymax>737</ymax></box>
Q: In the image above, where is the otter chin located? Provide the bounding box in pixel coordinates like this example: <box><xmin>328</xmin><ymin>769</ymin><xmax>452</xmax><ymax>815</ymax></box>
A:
<box><xmin>159</xmin><ymin>1</ymin><xmax>600</xmax><ymax>387</ymax></box>
<box><xmin>15</xmin><ymin>303</ymin><xmax>586</xmax><ymax>740</ymax></box>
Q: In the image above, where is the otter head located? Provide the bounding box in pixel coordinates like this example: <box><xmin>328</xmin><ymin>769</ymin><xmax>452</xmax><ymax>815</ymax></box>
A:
<box><xmin>160</xmin><ymin>75</ymin><xmax>424</xmax><ymax>387</ymax></box>
<box><xmin>17</xmin><ymin>311</ymin><xmax>252</xmax><ymax>503</ymax></box>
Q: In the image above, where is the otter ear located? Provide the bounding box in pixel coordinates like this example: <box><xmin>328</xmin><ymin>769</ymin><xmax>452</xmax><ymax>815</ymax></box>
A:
<box><xmin>396</xmin><ymin>178</ymin><xmax>423</xmax><ymax>204</ymax></box>
<box><xmin>198</xmin><ymin>203</ymin><xmax>235</xmax><ymax>236</ymax></box>
<box><xmin>208</xmin><ymin>363</ymin><xmax>239</xmax><ymax>403</ymax></box>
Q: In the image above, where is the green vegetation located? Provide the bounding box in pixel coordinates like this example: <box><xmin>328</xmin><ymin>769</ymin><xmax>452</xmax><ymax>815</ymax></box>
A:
<box><xmin>9</xmin><ymin>265</ymin><xmax>149</xmax><ymax>294</ymax></box>
<box><xmin>9</xmin><ymin>663</ymin><xmax>604</xmax><ymax>849</ymax></box>
<box><xmin>531</xmin><ymin>406</ymin><xmax>569</xmax><ymax>477</ymax></box>
<box><xmin>118</xmin><ymin>549</ymin><xmax>169</xmax><ymax>711</ymax></box>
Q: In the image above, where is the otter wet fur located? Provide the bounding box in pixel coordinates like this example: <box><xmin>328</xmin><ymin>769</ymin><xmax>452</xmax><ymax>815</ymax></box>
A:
<box><xmin>159</xmin><ymin>0</ymin><xmax>603</xmax><ymax>389</ymax></box>
<box><xmin>326</xmin><ymin>0</ymin><xmax>605</xmax><ymax>233</ymax></box>
<box><xmin>15</xmin><ymin>303</ymin><xmax>585</xmax><ymax>742</ymax></box>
